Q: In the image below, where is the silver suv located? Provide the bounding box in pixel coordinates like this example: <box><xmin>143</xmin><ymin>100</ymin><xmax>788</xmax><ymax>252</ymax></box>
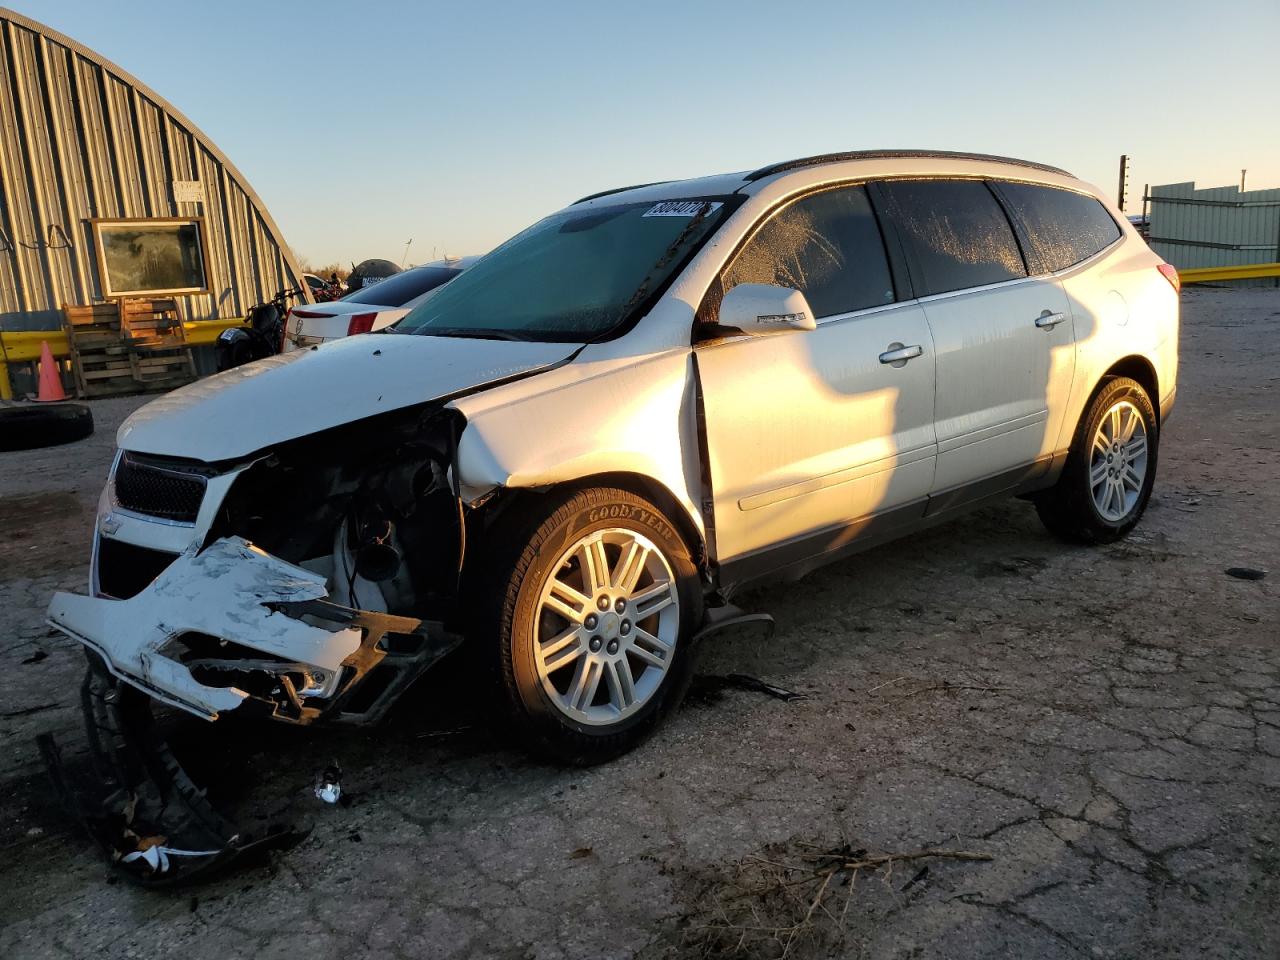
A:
<box><xmin>52</xmin><ymin>150</ymin><xmax>1179</xmax><ymax>765</ymax></box>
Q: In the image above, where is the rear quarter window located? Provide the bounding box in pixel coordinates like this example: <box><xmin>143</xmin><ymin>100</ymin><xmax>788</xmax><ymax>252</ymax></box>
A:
<box><xmin>994</xmin><ymin>181</ymin><xmax>1122</xmax><ymax>274</ymax></box>
<box><xmin>874</xmin><ymin>179</ymin><xmax>1027</xmax><ymax>297</ymax></box>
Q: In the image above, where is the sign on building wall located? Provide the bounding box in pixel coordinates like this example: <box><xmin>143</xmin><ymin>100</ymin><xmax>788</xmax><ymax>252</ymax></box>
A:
<box><xmin>171</xmin><ymin>180</ymin><xmax>205</xmax><ymax>204</ymax></box>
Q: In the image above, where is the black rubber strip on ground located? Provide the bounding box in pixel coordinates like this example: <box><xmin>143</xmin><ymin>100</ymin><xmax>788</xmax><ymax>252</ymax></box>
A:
<box><xmin>0</xmin><ymin>402</ymin><xmax>94</xmax><ymax>452</ymax></box>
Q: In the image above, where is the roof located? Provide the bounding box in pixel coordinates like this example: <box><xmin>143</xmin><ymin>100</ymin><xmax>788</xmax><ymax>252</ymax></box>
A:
<box><xmin>744</xmin><ymin>149</ymin><xmax>1074</xmax><ymax>182</ymax></box>
<box><xmin>571</xmin><ymin>150</ymin><xmax>1076</xmax><ymax>210</ymax></box>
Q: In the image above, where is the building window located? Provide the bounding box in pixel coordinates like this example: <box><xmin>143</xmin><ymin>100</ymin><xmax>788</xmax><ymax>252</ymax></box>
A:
<box><xmin>92</xmin><ymin>218</ymin><xmax>208</xmax><ymax>297</ymax></box>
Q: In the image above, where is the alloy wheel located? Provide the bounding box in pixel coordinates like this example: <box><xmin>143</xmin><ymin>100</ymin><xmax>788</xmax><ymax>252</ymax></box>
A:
<box><xmin>1089</xmin><ymin>399</ymin><xmax>1149</xmax><ymax>522</ymax></box>
<box><xmin>533</xmin><ymin>528</ymin><xmax>679</xmax><ymax>726</ymax></box>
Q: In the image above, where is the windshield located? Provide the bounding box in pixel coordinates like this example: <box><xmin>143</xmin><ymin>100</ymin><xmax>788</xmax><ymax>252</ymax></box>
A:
<box><xmin>396</xmin><ymin>198</ymin><xmax>733</xmax><ymax>341</ymax></box>
<box><xmin>342</xmin><ymin>266</ymin><xmax>462</xmax><ymax>306</ymax></box>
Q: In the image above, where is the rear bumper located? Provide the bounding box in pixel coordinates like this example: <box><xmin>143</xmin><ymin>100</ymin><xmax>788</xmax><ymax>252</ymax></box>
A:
<box><xmin>1160</xmin><ymin>384</ymin><xmax>1177</xmax><ymax>424</ymax></box>
<box><xmin>283</xmin><ymin>333</ymin><xmax>327</xmax><ymax>351</ymax></box>
<box><xmin>48</xmin><ymin>536</ymin><xmax>459</xmax><ymax>725</ymax></box>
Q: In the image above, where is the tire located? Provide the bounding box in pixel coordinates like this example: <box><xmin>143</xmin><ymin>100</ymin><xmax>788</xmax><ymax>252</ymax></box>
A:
<box><xmin>0</xmin><ymin>401</ymin><xmax>94</xmax><ymax>452</ymax></box>
<box><xmin>478</xmin><ymin>486</ymin><xmax>703</xmax><ymax>765</ymax></box>
<box><xmin>1035</xmin><ymin>376</ymin><xmax>1158</xmax><ymax>544</ymax></box>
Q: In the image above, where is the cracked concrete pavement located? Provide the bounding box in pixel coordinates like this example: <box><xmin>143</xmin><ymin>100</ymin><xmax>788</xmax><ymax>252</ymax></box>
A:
<box><xmin>0</xmin><ymin>288</ymin><xmax>1276</xmax><ymax>959</ymax></box>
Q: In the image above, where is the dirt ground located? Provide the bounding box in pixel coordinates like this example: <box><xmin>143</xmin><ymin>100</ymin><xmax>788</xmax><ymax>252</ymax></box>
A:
<box><xmin>0</xmin><ymin>287</ymin><xmax>1276</xmax><ymax>960</ymax></box>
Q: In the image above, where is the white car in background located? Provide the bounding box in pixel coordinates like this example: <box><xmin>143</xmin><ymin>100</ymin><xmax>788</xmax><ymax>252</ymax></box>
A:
<box><xmin>283</xmin><ymin>257</ymin><xmax>478</xmax><ymax>350</ymax></box>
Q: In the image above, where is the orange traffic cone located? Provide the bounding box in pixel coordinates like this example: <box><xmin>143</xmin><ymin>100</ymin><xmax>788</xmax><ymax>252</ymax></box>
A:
<box><xmin>34</xmin><ymin>340</ymin><xmax>67</xmax><ymax>402</ymax></box>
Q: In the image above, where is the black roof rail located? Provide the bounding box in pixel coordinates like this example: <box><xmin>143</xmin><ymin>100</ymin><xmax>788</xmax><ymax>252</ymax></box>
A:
<box><xmin>572</xmin><ymin>181</ymin><xmax>674</xmax><ymax>205</ymax></box>
<box><xmin>744</xmin><ymin>150</ymin><xmax>1073</xmax><ymax>182</ymax></box>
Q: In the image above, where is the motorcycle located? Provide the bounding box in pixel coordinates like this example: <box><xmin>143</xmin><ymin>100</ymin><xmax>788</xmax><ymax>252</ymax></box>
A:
<box><xmin>215</xmin><ymin>288</ymin><xmax>304</xmax><ymax>372</ymax></box>
<box><xmin>314</xmin><ymin>273</ymin><xmax>346</xmax><ymax>302</ymax></box>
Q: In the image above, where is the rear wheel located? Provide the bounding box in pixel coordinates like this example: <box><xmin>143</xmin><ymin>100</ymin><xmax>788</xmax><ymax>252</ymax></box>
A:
<box><xmin>482</xmin><ymin>487</ymin><xmax>702</xmax><ymax>764</ymax></box>
<box><xmin>1035</xmin><ymin>376</ymin><xmax>1158</xmax><ymax>544</ymax></box>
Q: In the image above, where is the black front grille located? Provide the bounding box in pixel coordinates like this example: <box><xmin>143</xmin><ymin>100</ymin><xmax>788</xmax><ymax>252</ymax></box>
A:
<box><xmin>114</xmin><ymin>453</ymin><xmax>207</xmax><ymax>522</ymax></box>
<box><xmin>96</xmin><ymin>537</ymin><xmax>179</xmax><ymax>599</ymax></box>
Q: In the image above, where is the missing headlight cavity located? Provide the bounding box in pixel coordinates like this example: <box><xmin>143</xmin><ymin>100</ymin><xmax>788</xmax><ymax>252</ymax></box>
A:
<box><xmin>209</xmin><ymin>406</ymin><xmax>467</xmax><ymax>623</ymax></box>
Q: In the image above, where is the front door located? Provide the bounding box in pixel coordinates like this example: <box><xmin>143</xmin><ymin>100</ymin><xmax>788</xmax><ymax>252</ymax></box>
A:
<box><xmin>693</xmin><ymin>183</ymin><xmax>938</xmax><ymax>568</ymax></box>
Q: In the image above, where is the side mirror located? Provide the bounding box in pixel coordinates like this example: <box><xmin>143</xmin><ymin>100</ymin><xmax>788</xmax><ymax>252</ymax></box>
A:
<box><xmin>717</xmin><ymin>283</ymin><xmax>816</xmax><ymax>335</ymax></box>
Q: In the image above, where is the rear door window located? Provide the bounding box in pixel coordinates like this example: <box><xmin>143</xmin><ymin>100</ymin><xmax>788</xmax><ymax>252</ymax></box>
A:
<box><xmin>343</xmin><ymin>267</ymin><xmax>461</xmax><ymax>306</ymax></box>
<box><xmin>874</xmin><ymin>179</ymin><xmax>1027</xmax><ymax>296</ymax></box>
<box><xmin>723</xmin><ymin>184</ymin><xmax>896</xmax><ymax>319</ymax></box>
<box><xmin>994</xmin><ymin>181</ymin><xmax>1122</xmax><ymax>274</ymax></box>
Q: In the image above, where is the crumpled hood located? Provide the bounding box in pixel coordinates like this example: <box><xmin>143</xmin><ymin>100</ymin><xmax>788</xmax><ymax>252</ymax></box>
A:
<box><xmin>118</xmin><ymin>333</ymin><xmax>576</xmax><ymax>461</ymax></box>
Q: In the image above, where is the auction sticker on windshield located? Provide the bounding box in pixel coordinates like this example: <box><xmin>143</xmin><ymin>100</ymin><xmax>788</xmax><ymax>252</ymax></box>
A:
<box><xmin>643</xmin><ymin>200</ymin><xmax>723</xmax><ymax>217</ymax></box>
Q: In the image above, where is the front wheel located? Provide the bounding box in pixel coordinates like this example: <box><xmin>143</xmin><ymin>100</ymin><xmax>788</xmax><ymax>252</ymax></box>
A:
<box><xmin>1035</xmin><ymin>376</ymin><xmax>1159</xmax><ymax>544</ymax></box>
<box><xmin>482</xmin><ymin>487</ymin><xmax>702</xmax><ymax>764</ymax></box>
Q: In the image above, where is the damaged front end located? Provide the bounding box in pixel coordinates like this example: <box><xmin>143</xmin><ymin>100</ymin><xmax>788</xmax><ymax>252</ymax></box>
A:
<box><xmin>44</xmin><ymin>406</ymin><xmax>473</xmax><ymax>883</ymax></box>
<box><xmin>49</xmin><ymin>537</ymin><xmax>462</xmax><ymax>725</ymax></box>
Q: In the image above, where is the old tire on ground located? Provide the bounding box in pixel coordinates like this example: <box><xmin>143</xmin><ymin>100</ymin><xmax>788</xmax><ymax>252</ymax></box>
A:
<box><xmin>479</xmin><ymin>486</ymin><xmax>703</xmax><ymax>765</ymax></box>
<box><xmin>0</xmin><ymin>402</ymin><xmax>94</xmax><ymax>452</ymax></box>
<box><xmin>1035</xmin><ymin>376</ymin><xmax>1158</xmax><ymax>544</ymax></box>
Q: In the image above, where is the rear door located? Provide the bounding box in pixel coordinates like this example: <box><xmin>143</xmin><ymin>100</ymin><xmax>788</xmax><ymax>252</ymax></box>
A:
<box><xmin>992</xmin><ymin>179</ymin><xmax>1129</xmax><ymax>425</ymax></box>
<box><xmin>872</xmin><ymin>178</ymin><xmax>1076</xmax><ymax>495</ymax></box>
<box><xmin>694</xmin><ymin>184</ymin><xmax>937</xmax><ymax>569</ymax></box>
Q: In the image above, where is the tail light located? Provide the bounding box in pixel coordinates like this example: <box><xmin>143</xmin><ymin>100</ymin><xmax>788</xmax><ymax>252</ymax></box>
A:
<box><xmin>1157</xmin><ymin>263</ymin><xmax>1180</xmax><ymax>293</ymax></box>
<box><xmin>346</xmin><ymin>312</ymin><xmax>377</xmax><ymax>336</ymax></box>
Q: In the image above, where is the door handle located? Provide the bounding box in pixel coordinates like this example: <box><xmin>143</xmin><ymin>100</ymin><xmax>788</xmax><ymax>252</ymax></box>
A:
<box><xmin>1035</xmin><ymin>310</ymin><xmax>1069</xmax><ymax>329</ymax></box>
<box><xmin>879</xmin><ymin>342</ymin><xmax>923</xmax><ymax>367</ymax></box>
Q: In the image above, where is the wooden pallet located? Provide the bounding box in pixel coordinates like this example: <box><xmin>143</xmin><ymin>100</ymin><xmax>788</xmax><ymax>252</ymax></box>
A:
<box><xmin>121</xmin><ymin>298</ymin><xmax>183</xmax><ymax>342</ymax></box>
<box><xmin>62</xmin><ymin>303</ymin><xmax>128</xmax><ymax>398</ymax></box>
<box><xmin>121</xmin><ymin>299</ymin><xmax>196</xmax><ymax>389</ymax></box>
<box><xmin>61</xmin><ymin>299</ymin><xmax>197</xmax><ymax>398</ymax></box>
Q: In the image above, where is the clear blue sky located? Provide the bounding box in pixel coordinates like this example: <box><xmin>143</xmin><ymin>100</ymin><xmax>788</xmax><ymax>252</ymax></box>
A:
<box><xmin>20</xmin><ymin>0</ymin><xmax>1280</xmax><ymax>267</ymax></box>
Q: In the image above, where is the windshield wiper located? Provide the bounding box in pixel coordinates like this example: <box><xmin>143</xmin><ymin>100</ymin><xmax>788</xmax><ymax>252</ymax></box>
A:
<box><xmin>425</xmin><ymin>327</ymin><xmax>541</xmax><ymax>342</ymax></box>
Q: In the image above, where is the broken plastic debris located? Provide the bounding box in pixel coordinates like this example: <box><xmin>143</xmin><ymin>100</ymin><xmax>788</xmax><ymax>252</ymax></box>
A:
<box><xmin>316</xmin><ymin>781</ymin><xmax>341</xmax><ymax>804</ymax></box>
<box><xmin>314</xmin><ymin>762</ymin><xmax>342</xmax><ymax>804</ymax></box>
<box><xmin>692</xmin><ymin>673</ymin><xmax>807</xmax><ymax>703</ymax></box>
<box><xmin>1225</xmin><ymin>567</ymin><xmax>1266</xmax><ymax>581</ymax></box>
<box><xmin>723</xmin><ymin>674</ymin><xmax>806</xmax><ymax>702</ymax></box>
<box><xmin>121</xmin><ymin>844</ymin><xmax>221</xmax><ymax>874</ymax></box>
<box><xmin>691</xmin><ymin>604</ymin><xmax>776</xmax><ymax>645</ymax></box>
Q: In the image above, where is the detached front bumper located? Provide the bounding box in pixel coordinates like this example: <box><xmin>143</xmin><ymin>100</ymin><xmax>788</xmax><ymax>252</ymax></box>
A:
<box><xmin>47</xmin><ymin>536</ymin><xmax>460</xmax><ymax>725</ymax></box>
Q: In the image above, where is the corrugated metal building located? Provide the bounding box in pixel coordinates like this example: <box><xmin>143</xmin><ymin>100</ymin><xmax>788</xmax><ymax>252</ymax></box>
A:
<box><xmin>1148</xmin><ymin>181</ymin><xmax>1280</xmax><ymax>287</ymax></box>
<box><xmin>0</xmin><ymin>7</ymin><xmax>308</xmax><ymax>333</ymax></box>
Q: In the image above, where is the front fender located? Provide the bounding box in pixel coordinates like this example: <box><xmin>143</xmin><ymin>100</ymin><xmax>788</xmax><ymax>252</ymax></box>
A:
<box><xmin>450</xmin><ymin>349</ymin><xmax>705</xmax><ymax>541</ymax></box>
